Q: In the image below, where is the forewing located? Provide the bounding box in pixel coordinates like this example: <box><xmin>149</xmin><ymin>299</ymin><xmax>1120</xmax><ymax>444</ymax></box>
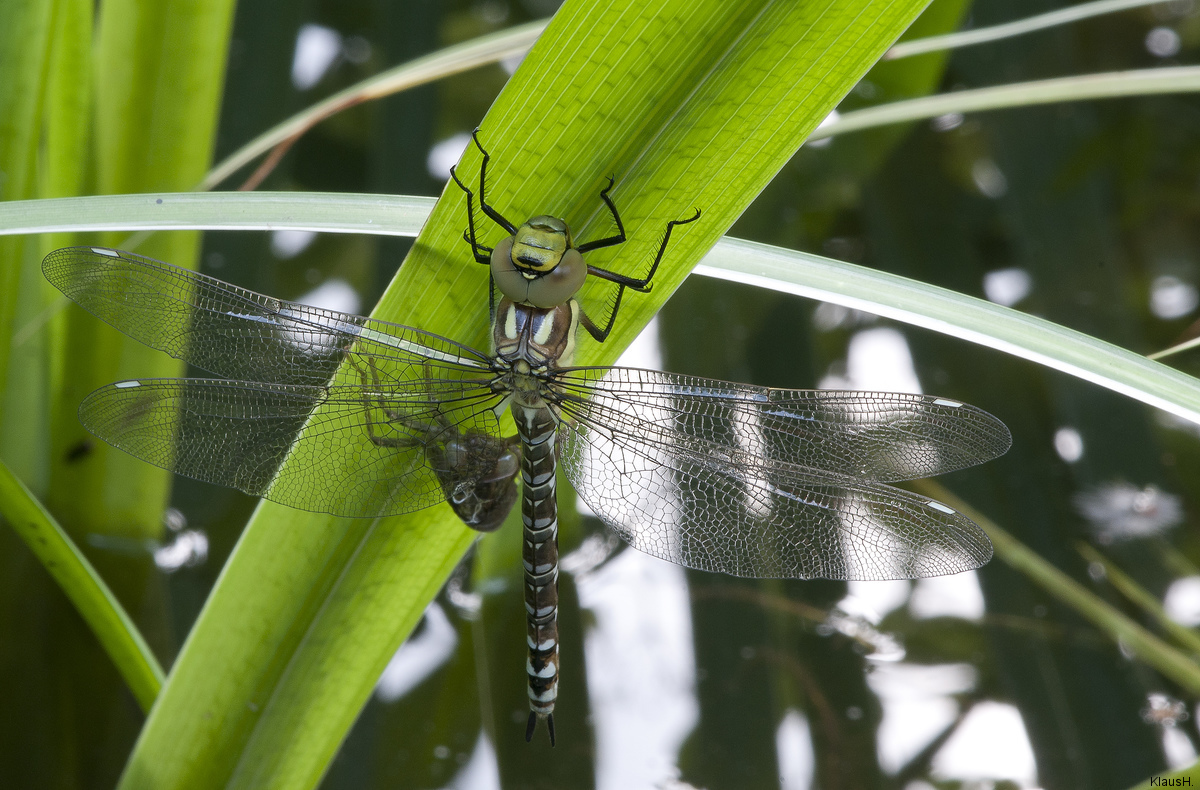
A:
<box><xmin>79</xmin><ymin>378</ymin><xmax>507</xmax><ymax>520</ymax></box>
<box><xmin>42</xmin><ymin>246</ymin><xmax>493</xmax><ymax>386</ymax></box>
<box><xmin>552</xmin><ymin>367</ymin><xmax>1010</xmax><ymax>483</ymax></box>
<box><xmin>558</xmin><ymin>419</ymin><xmax>992</xmax><ymax>580</ymax></box>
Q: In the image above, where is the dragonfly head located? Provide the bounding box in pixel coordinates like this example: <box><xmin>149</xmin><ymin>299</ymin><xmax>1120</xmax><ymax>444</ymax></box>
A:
<box><xmin>491</xmin><ymin>215</ymin><xmax>587</xmax><ymax>308</ymax></box>
<box><xmin>511</xmin><ymin>215</ymin><xmax>573</xmax><ymax>270</ymax></box>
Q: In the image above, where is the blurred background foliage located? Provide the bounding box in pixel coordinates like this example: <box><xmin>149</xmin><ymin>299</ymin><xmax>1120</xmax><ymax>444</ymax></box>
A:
<box><xmin>5</xmin><ymin>0</ymin><xmax>1200</xmax><ymax>788</ymax></box>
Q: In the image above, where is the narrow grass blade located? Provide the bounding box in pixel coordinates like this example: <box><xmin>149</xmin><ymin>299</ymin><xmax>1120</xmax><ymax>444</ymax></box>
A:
<box><xmin>1077</xmin><ymin>543</ymin><xmax>1200</xmax><ymax>657</ymax></box>
<box><xmin>200</xmin><ymin>21</ymin><xmax>547</xmax><ymax>191</ymax></box>
<box><xmin>0</xmin><ymin>458</ymin><xmax>164</xmax><ymax>711</ymax></box>
<box><xmin>696</xmin><ymin>238</ymin><xmax>1200</xmax><ymax>427</ymax></box>
<box><xmin>887</xmin><ymin>0</ymin><xmax>1169</xmax><ymax>60</ymax></box>
<box><xmin>0</xmin><ymin>192</ymin><xmax>436</xmax><ymax>237</ymax></box>
<box><xmin>915</xmin><ymin>480</ymin><xmax>1200</xmax><ymax>696</ymax></box>
<box><xmin>11</xmin><ymin>195</ymin><xmax>1200</xmax><ymax>431</ymax></box>
<box><xmin>812</xmin><ymin>66</ymin><xmax>1200</xmax><ymax>141</ymax></box>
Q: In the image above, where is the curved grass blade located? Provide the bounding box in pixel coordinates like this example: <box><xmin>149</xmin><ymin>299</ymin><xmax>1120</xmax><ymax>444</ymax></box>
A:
<box><xmin>200</xmin><ymin>20</ymin><xmax>548</xmax><ymax>191</ymax></box>
<box><xmin>696</xmin><ymin>238</ymin><xmax>1200</xmax><ymax>427</ymax></box>
<box><xmin>13</xmin><ymin>191</ymin><xmax>1200</xmax><ymax>429</ymax></box>
<box><xmin>13</xmin><ymin>193</ymin><xmax>1200</xmax><ymax>430</ymax></box>
<box><xmin>915</xmin><ymin>479</ymin><xmax>1200</xmax><ymax>696</ymax></box>
<box><xmin>0</xmin><ymin>458</ymin><xmax>165</xmax><ymax>711</ymax></box>
<box><xmin>886</xmin><ymin>0</ymin><xmax>1169</xmax><ymax>60</ymax></box>
<box><xmin>0</xmin><ymin>192</ymin><xmax>435</xmax><ymax>238</ymax></box>
<box><xmin>1076</xmin><ymin>543</ymin><xmax>1200</xmax><ymax>657</ymax></box>
<box><xmin>812</xmin><ymin>66</ymin><xmax>1200</xmax><ymax>142</ymax></box>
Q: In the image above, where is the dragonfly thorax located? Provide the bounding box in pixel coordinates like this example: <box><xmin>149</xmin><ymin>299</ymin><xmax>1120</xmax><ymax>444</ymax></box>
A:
<box><xmin>493</xmin><ymin>298</ymin><xmax>580</xmax><ymax>372</ymax></box>
<box><xmin>490</xmin><ymin>216</ymin><xmax>588</xmax><ymax>309</ymax></box>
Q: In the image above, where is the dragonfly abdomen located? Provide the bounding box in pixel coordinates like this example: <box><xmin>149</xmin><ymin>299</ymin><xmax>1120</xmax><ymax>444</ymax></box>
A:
<box><xmin>516</xmin><ymin>402</ymin><xmax>560</xmax><ymax>745</ymax></box>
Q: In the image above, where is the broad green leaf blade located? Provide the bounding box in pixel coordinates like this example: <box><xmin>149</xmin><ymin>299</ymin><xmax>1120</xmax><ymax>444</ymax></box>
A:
<box><xmin>0</xmin><ymin>458</ymin><xmax>164</xmax><ymax>710</ymax></box>
<box><xmin>2</xmin><ymin>0</ymin><xmax>91</xmax><ymax>492</ymax></box>
<box><xmin>696</xmin><ymin>238</ymin><xmax>1200</xmax><ymax>426</ymax></box>
<box><xmin>119</xmin><ymin>1</ymin><xmax>930</xmax><ymax>787</ymax></box>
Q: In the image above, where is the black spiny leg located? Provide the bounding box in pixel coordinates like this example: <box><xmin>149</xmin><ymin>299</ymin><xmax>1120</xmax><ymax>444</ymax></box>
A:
<box><xmin>451</xmin><ymin>160</ymin><xmax>499</xmax><ymax>321</ymax></box>
<box><xmin>353</xmin><ymin>357</ymin><xmax>430</xmax><ymax>450</ymax></box>
<box><xmin>575</xmin><ymin>177</ymin><xmax>625</xmax><ymax>254</ymax></box>
<box><xmin>578</xmin><ymin>209</ymin><xmax>702</xmax><ymax>343</ymax></box>
<box><xmin>586</xmin><ymin>208</ymin><xmax>702</xmax><ymax>292</ymax></box>
<box><xmin>578</xmin><ymin>285</ymin><xmax>627</xmax><ymax>344</ymax></box>
<box><xmin>450</xmin><ymin>166</ymin><xmax>491</xmax><ymax>265</ymax></box>
<box><xmin>470</xmin><ymin>129</ymin><xmax>517</xmax><ymax>235</ymax></box>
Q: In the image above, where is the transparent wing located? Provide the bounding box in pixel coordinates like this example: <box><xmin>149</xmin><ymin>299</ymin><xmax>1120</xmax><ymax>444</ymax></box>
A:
<box><xmin>42</xmin><ymin>246</ymin><xmax>493</xmax><ymax>386</ymax></box>
<box><xmin>80</xmin><ymin>378</ymin><xmax>510</xmax><ymax>520</ymax></box>
<box><xmin>552</xmin><ymin>367</ymin><xmax>1010</xmax><ymax>483</ymax></box>
<box><xmin>553</xmin><ymin>367</ymin><xmax>1006</xmax><ymax>580</ymax></box>
<box><xmin>560</xmin><ymin>430</ymin><xmax>990</xmax><ymax>580</ymax></box>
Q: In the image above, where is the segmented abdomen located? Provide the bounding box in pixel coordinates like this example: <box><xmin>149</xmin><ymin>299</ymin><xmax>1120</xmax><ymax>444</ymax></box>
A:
<box><xmin>516</xmin><ymin>403</ymin><xmax>559</xmax><ymax>734</ymax></box>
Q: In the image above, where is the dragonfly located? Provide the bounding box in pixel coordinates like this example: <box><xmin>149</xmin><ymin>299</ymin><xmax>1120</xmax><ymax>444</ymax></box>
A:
<box><xmin>43</xmin><ymin>136</ymin><xmax>1011</xmax><ymax>747</ymax></box>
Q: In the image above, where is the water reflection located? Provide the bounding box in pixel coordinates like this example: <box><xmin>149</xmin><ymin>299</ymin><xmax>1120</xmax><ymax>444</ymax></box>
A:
<box><xmin>775</xmin><ymin>710</ymin><xmax>814</xmax><ymax>790</ymax></box>
<box><xmin>1073</xmin><ymin>481</ymin><xmax>1183</xmax><ymax>543</ymax></box>
<box><xmin>931</xmin><ymin>701</ymin><xmax>1036</xmax><ymax>785</ymax></box>
<box><xmin>575</xmin><ymin>549</ymin><xmax>697</xmax><ymax>790</ymax></box>
<box><xmin>375</xmin><ymin>603</ymin><xmax>458</xmax><ymax>703</ymax></box>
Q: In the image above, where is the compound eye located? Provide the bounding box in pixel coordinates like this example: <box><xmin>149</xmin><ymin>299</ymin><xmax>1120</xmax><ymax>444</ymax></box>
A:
<box><xmin>491</xmin><ymin>237</ymin><xmax>531</xmax><ymax>302</ymax></box>
<box><xmin>524</xmin><ymin>249</ymin><xmax>586</xmax><ymax>308</ymax></box>
<box><xmin>510</xmin><ymin>215</ymin><xmax>571</xmax><ymax>273</ymax></box>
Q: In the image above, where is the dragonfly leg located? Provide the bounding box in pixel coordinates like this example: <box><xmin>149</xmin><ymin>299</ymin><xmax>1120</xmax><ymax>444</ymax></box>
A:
<box><xmin>352</xmin><ymin>356</ymin><xmax>437</xmax><ymax>449</ymax></box>
<box><xmin>469</xmin><ymin>129</ymin><xmax>518</xmax><ymax>234</ymax></box>
<box><xmin>577</xmin><ymin>285</ymin><xmax>627</xmax><ymax>344</ymax></box>
<box><xmin>578</xmin><ymin>208</ymin><xmax>702</xmax><ymax>342</ymax></box>
<box><xmin>585</xmin><ymin>207</ymin><xmax>702</xmax><ymax>293</ymax></box>
<box><xmin>450</xmin><ymin>188</ymin><xmax>499</xmax><ymax>322</ymax></box>
<box><xmin>450</xmin><ymin>168</ymin><xmax>492</xmax><ymax>266</ymax></box>
<box><xmin>575</xmin><ymin>176</ymin><xmax>626</xmax><ymax>254</ymax></box>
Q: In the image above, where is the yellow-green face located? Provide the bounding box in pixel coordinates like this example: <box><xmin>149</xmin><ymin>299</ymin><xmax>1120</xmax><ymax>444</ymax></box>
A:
<box><xmin>509</xmin><ymin>215</ymin><xmax>572</xmax><ymax>273</ymax></box>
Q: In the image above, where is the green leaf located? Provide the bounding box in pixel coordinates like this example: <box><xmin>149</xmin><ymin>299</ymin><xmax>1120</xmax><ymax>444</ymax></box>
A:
<box><xmin>13</xmin><ymin>193</ymin><xmax>1200</xmax><ymax>430</ymax></box>
<box><xmin>886</xmin><ymin>0</ymin><xmax>1167</xmax><ymax>60</ymax></box>
<box><xmin>117</xmin><ymin>1</ymin><xmax>929</xmax><ymax>786</ymax></box>
<box><xmin>200</xmin><ymin>20</ymin><xmax>548</xmax><ymax>191</ymax></box>
<box><xmin>814</xmin><ymin>66</ymin><xmax>1200</xmax><ymax>142</ymax></box>
<box><xmin>0</xmin><ymin>192</ymin><xmax>436</xmax><ymax>237</ymax></box>
<box><xmin>0</xmin><ymin>458</ymin><xmax>164</xmax><ymax>711</ymax></box>
<box><xmin>916</xmin><ymin>480</ymin><xmax>1200</xmax><ymax>696</ymax></box>
<box><xmin>697</xmin><ymin>238</ymin><xmax>1200</xmax><ymax>426</ymax></box>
